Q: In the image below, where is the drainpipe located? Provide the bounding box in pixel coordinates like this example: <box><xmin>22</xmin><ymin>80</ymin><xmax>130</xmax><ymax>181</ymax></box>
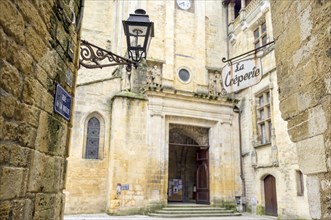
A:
<box><xmin>223</xmin><ymin>1</ymin><xmax>230</xmax><ymax>60</ymax></box>
<box><xmin>76</xmin><ymin>0</ymin><xmax>85</xmax><ymax>32</ymax></box>
<box><xmin>233</xmin><ymin>105</ymin><xmax>246</xmax><ymax>212</ymax></box>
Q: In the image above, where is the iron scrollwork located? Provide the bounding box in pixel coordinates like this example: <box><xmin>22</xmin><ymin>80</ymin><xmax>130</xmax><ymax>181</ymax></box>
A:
<box><xmin>79</xmin><ymin>40</ymin><xmax>137</xmax><ymax>72</ymax></box>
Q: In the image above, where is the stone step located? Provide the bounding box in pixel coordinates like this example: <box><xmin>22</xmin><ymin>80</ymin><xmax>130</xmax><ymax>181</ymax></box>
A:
<box><xmin>149</xmin><ymin>212</ymin><xmax>242</xmax><ymax>218</ymax></box>
<box><xmin>166</xmin><ymin>204</ymin><xmax>211</xmax><ymax>207</ymax></box>
<box><xmin>155</xmin><ymin>209</ymin><xmax>234</xmax><ymax>214</ymax></box>
<box><xmin>162</xmin><ymin>207</ymin><xmax>227</xmax><ymax>211</ymax></box>
<box><xmin>148</xmin><ymin>205</ymin><xmax>241</xmax><ymax>218</ymax></box>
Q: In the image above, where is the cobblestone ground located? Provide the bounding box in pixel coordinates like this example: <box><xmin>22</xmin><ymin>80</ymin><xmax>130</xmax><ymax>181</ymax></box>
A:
<box><xmin>64</xmin><ymin>213</ymin><xmax>276</xmax><ymax>220</ymax></box>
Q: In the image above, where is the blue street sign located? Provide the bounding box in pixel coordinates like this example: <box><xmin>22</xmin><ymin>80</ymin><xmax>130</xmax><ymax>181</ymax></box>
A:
<box><xmin>54</xmin><ymin>83</ymin><xmax>72</xmax><ymax>121</ymax></box>
<box><xmin>121</xmin><ymin>184</ymin><xmax>129</xmax><ymax>190</ymax></box>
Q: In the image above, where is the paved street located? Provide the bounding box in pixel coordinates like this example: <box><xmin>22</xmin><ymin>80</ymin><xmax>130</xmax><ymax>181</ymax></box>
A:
<box><xmin>64</xmin><ymin>213</ymin><xmax>276</xmax><ymax>220</ymax></box>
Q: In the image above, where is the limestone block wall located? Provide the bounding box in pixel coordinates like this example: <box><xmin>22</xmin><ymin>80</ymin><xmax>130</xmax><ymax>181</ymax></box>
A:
<box><xmin>77</xmin><ymin>0</ymin><xmax>116</xmax><ymax>85</ymax></box>
<box><xmin>0</xmin><ymin>0</ymin><xmax>82</xmax><ymax>219</ymax></box>
<box><xmin>227</xmin><ymin>0</ymin><xmax>310</xmax><ymax>218</ymax></box>
<box><xmin>112</xmin><ymin>0</ymin><xmax>228</xmax><ymax>91</ymax></box>
<box><xmin>64</xmin><ymin>78</ymin><xmax>121</xmax><ymax>214</ymax></box>
<box><xmin>270</xmin><ymin>0</ymin><xmax>331</xmax><ymax>219</ymax></box>
<box><xmin>104</xmin><ymin>92</ymin><xmax>241</xmax><ymax>214</ymax></box>
<box><xmin>239</xmin><ymin>71</ymin><xmax>310</xmax><ymax>218</ymax></box>
<box><xmin>107</xmin><ymin>94</ymin><xmax>149</xmax><ymax>214</ymax></box>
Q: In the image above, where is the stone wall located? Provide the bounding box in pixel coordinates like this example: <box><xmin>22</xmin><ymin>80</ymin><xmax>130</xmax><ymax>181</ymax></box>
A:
<box><xmin>0</xmin><ymin>0</ymin><xmax>82</xmax><ymax>219</ymax></box>
<box><xmin>270</xmin><ymin>0</ymin><xmax>331</xmax><ymax>219</ymax></box>
<box><xmin>108</xmin><ymin>94</ymin><xmax>149</xmax><ymax>214</ymax></box>
<box><xmin>64</xmin><ymin>0</ymin><xmax>240</xmax><ymax>215</ymax></box>
<box><xmin>226</xmin><ymin>0</ymin><xmax>310</xmax><ymax>218</ymax></box>
<box><xmin>64</xmin><ymin>78</ymin><xmax>121</xmax><ymax>214</ymax></box>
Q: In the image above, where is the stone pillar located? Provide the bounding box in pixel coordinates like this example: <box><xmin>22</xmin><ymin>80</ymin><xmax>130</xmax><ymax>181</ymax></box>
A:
<box><xmin>240</xmin><ymin>0</ymin><xmax>246</xmax><ymax>20</ymax></box>
<box><xmin>228</xmin><ymin>2</ymin><xmax>235</xmax><ymax>23</ymax></box>
<box><xmin>0</xmin><ymin>0</ymin><xmax>82</xmax><ymax>219</ymax></box>
<box><xmin>228</xmin><ymin>2</ymin><xmax>236</xmax><ymax>43</ymax></box>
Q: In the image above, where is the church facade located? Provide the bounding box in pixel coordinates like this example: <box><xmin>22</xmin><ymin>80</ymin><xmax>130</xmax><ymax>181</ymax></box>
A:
<box><xmin>64</xmin><ymin>0</ymin><xmax>310</xmax><ymax>219</ymax></box>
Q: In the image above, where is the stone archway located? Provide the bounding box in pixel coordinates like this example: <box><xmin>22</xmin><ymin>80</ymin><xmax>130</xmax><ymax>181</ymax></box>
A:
<box><xmin>169</xmin><ymin>124</ymin><xmax>209</xmax><ymax>146</ymax></box>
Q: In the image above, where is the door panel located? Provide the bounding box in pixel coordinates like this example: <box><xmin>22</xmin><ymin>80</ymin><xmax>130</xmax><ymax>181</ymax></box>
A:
<box><xmin>196</xmin><ymin>149</ymin><xmax>209</xmax><ymax>204</ymax></box>
<box><xmin>264</xmin><ymin>175</ymin><xmax>278</xmax><ymax>216</ymax></box>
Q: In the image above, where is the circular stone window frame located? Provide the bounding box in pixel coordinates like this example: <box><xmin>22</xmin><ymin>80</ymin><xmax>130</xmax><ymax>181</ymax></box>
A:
<box><xmin>177</xmin><ymin>67</ymin><xmax>192</xmax><ymax>84</ymax></box>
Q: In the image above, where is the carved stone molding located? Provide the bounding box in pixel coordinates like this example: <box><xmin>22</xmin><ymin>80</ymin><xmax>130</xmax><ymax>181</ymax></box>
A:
<box><xmin>146</xmin><ymin>62</ymin><xmax>163</xmax><ymax>89</ymax></box>
<box><xmin>208</xmin><ymin>71</ymin><xmax>227</xmax><ymax>98</ymax></box>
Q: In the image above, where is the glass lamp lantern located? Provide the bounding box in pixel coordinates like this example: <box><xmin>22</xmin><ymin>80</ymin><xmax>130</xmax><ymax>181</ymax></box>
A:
<box><xmin>122</xmin><ymin>9</ymin><xmax>154</xmax><ymax>62</ymax></box>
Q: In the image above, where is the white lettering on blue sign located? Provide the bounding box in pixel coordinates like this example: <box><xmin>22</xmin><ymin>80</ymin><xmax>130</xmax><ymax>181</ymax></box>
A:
<box><xmin>54</xmin><ymin>83</ymin><xmax>72</xmax><ymax>121</ymax></box>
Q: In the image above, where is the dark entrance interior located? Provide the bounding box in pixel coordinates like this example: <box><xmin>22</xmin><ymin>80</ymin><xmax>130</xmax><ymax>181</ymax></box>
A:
<box><xmin>168</xmin><ymin>125</ymin><xmax>209</xmax><ymax>204</ymax></box>
<box><xmin>264</xmin><ymin>175</ymin><xmax>278</xmax><ymax>216</ymax></box>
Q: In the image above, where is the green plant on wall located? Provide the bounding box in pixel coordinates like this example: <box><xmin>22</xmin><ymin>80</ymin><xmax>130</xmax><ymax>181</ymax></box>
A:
<box><xmin>256</xmin><ymin>205</ymin><xmax>265</xmax><ymax>215</ymax></box>
<box><xmin>246</xmin><ymin>205</ymin><xmax>252</xmax><ymax>213</ymax></box>
<box><xmin>222</xmin><ymin>201</ymin><xmax>236</xmax><ymax>211</ymax></box>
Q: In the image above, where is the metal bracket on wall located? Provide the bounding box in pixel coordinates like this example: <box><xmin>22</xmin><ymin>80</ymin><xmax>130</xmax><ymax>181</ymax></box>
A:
<box><xmin>222</xmin><ymin>41</ymin><xmax>275</xmax><ymax>64</ymax></box>
<box><xmin>67</xmin><ymin>40</ymin><xmax>75</xmax><ymax>62</ymax></box>
<box><xmin>79</xmin><ymin>40</ymin><xmax>137</xmax><ymax>72</ymax></box>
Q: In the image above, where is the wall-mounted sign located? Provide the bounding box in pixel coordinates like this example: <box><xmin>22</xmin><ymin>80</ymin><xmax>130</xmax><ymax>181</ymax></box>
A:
<box><xmin>67</xmin><ymin>40</ymin><xmax>75</xmax><ymax>62</ymax></box>
<box><xmin>54</xmin><ymin>83</ymin><xmax>72</xmax><ymax>121</ymax></box>
<box><xmin>121</xmin><ymin>184</ymin><xmax>129</xmax><ymax>190</ymax></box>
<box><xmin>221</xmin><ymin>58</ymin><xmax>262</xmax><ymax>93</ymax></box>
<box><xmin>65</xmin><ymin>68</ymin><xmax>73</xmax><ymax>87</ymax></box>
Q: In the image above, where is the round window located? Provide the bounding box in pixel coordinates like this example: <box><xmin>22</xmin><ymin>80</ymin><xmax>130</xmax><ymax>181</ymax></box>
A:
<box><xmin>178</xmin><ymin>69</ymin><xmax>190</xmax><ymax>83</ymax></box>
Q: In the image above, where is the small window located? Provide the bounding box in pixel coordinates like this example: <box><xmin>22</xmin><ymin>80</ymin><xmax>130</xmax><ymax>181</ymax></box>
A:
<box><xmin>256</xmin><ymin>90</ymin><xmax>272</xmax><ymax>144</ymax></box>
<box><xmin>260</xmin><ymin>110</ymin><xmax>264</xmax><ymax>120</ymax></box>
<box><xmin>234</xmin><ymin>3</ymin><xmax>241</xmax><ymax>18</ymax></box>
<box><xmin>261</xmin><ymin>22</ymin><xmax>267</xmax><ymax>34</ymax></box>
<box><xmin>245</xmin><ymin>0</ymin><xmax>252</xmax><ymax>6</ymax></box>
<box><xmin>253</xmin><ymin>22</ymin><xmax>268</xmax><ymax>49</ymax></box>
<box><xmin>178</xmin><ymin>68</ymin><xmax>191</xmax><ymax>83</ymax></box>
<box><xmin>259</xmin><ymin>96</ymin><xmax>264</xmax><ymax>106</ymax></box>
<box><xmin>85</xmin><ymin>117</ymin><xmax>100</xmax><ymax>159</ymax></box>
<box><xmin>296</xmin><ymin>170</ymin><xmax>304</xmax><ymax>196</ymax></box>
<box><xmin>254</xmin><ymin>29</ymin><xmax>260</xmax><ymax>40</ymax></box>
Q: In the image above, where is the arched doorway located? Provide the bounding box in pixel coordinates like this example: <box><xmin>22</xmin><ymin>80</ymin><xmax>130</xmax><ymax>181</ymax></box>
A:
<box><xmin>264</xmin><ymin>175</ymin><xmax>278</xmax><ymax>216</ymax></box>
<box><xmin>168</xmin><ymin>125</ymin><xmax>209</xmax><ymax>204</ymax></box>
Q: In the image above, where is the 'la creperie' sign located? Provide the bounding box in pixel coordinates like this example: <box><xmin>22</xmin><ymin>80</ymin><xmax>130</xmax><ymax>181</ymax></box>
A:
<box><xmin>221</xmin><ymin>58</ymin><xmax>262</xmax><ymax>93</ymax></box>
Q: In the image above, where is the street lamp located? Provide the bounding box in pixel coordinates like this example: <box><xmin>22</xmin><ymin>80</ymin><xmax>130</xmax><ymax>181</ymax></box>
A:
<box><xmin>122</xmin><ymin>9</ymin><xmax>154</xmax><ymax>63</ymax></box>
<box><xmin>79</xmin><ymin>9</ymin><xmax>154</xmax><ymax>72</ymax></box>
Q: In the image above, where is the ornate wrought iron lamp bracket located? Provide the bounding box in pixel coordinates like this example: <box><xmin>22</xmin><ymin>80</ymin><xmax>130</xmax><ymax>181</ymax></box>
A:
<box><xmin>79</xmin><ymin>40</ymin><xmax>138</xmax><ymax>72</ymax></box>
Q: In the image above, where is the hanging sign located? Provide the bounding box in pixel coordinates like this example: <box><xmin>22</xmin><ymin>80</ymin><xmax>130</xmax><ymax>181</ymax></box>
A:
<box><xmin>221</xmin><ymin>57</ymin><xmax>262</xmax><ymax>93</ymax></box>
<box><xmin>54</xmin><ymin>83</ymin><xmax>72</xmax><ymax>121</ymax></box>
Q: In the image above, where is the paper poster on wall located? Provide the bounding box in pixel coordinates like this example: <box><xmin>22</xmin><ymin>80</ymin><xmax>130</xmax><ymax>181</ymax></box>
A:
<box><xmin>168</xmin><ymin>179</ymin><xmax>183</xmax><ymax>201</ymax></box>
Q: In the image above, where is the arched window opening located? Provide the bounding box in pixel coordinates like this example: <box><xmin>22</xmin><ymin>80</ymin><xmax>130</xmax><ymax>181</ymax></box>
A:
<box><xmin>85</xmin><ymin>117</ymin><xmax>100</xmax><ymax>159</ymax></box>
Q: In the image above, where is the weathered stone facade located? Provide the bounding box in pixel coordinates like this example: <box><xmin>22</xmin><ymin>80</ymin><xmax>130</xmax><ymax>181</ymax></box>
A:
<box><xmin>0</xmin><ymin>0</ymin><xmax>82</xmax><ymax>219</ymax></box>
<box><xmin>224</xmin><ymin>0</ymin><xmax>310</xmax><ymax>219</ymax></box>
<box><xmin>64</xmin><ymin>0</ymin><xmax>326</xmax><ymax>219</ymax></box>
<box><xmin>65</xmin><ymin>0</ymin><xmax>242</xmax><ymax>215</ymax></box>
<box><xmin>270</xmin><ymin>0</ymin><xmax>331</xmax><ymax>219</ymax></box>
